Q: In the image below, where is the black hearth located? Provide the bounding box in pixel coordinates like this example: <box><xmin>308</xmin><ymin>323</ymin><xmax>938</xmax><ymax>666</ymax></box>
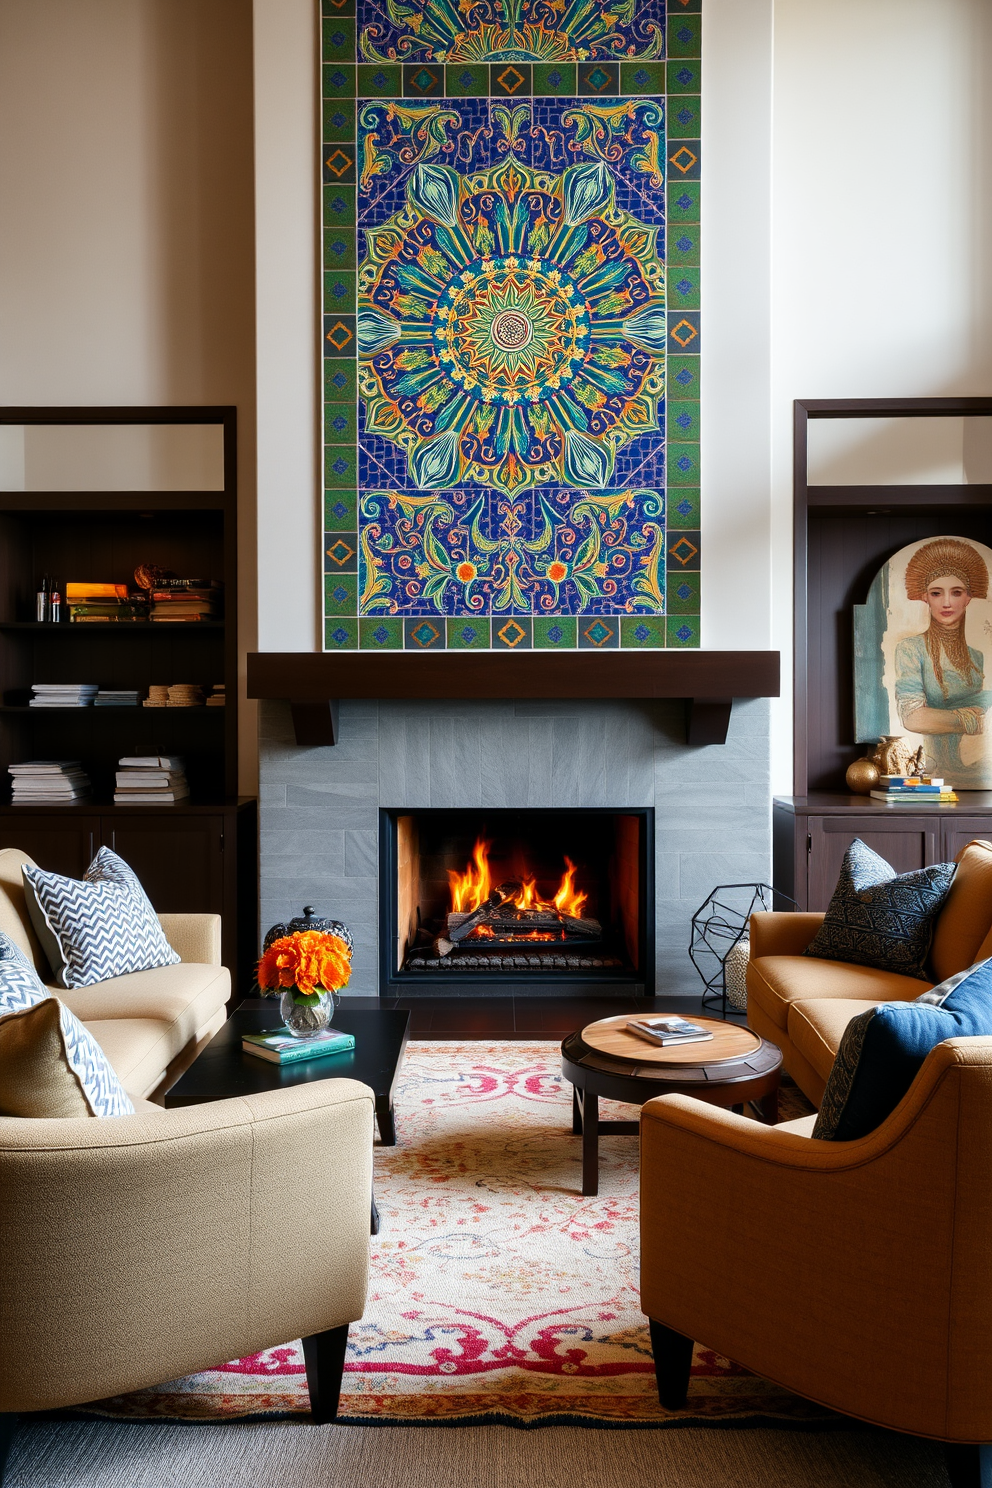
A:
<box><xmin>379</xmin><ymin>807</ymin><xmax>653</xmax><ymax>997</ymax></box>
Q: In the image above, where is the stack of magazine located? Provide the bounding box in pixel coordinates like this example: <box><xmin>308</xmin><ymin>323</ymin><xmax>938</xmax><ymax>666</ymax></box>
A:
<box><xmin>242</xmin><ymin>1028</ymin><xmax>355</xmax><ymax>1064</ymax></box>
<box><xmin>626</xmin><ymin>1016</ymin><xmax>714</xmax><ymax>1048</ymax></box>
<box><xmin>114</xmin><ymin>754</ymin><xmax>189</xmax><ymax>805</ymax></box>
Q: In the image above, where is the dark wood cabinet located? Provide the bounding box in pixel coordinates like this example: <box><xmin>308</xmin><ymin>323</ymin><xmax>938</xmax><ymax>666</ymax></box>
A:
<box><xmin>0</xmin><ymin>799</ymin><xmax>256</xmax><ymax>991</ymax></box>
<box><xmin>775</xmin><ymin>795</ymin><xmax>992</xmax><ymax>910</ymax></box>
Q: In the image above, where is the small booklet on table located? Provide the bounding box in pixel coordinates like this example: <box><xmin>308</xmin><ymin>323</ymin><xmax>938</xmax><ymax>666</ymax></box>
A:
<box><xmin>242</xmin><ymin>1028</ymin><xmax>355</xmax><ymax>1064</ymax></box>
<box><xmin>625</xmin><ymin>1016</ymin><xmax>714</xmax><ymax>1048</ymax></box>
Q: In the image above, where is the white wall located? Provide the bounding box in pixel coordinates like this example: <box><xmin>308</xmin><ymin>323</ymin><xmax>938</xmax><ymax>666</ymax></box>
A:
<box><xmin>769</xmin><ymin>0</ymin><xmax>992</xmax><ymax>790</ymax></box>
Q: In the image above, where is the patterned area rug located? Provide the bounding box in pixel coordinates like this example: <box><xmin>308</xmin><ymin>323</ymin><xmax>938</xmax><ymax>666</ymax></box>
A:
<box><xmin>88</xmin><ymin>1041</ymin><xmax>829</xmax><ymax>1428</ymax></box>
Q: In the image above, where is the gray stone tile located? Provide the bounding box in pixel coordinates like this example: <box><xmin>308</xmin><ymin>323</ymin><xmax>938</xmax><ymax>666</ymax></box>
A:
<box><xmin>378</xmin><ymin>707</ymin><xmax>431</xmax><ymax>807</ymax></box>
<box><xmin>261</xmin><ymin>829</ymin><xmax>345</xmax><ymax>863</ymax></box>
<box><xmin>274</xmin><ymin>748</ymin><xmax>379</xmax><ymax>783</ymax></box>
<box><xmin>654</xmin><ymin>827</ymin><xmax>769</xmax><ymax>857</ymax></box>
<box><xmin>430</xmin><ymin>714</ymin><xmax>482</xmax><ymax>806</ymax></box>
<box><xmin>263</xmin><ymin>800</ymin><xmax>377</xmax><ymax>832</ymax></box>
<box><xmin>345</xmin><ymin>829</ymin><xmax>378</xmax><ymax>877</ymax></box>
<box><xmin>550</xmin><ymin>714</ymin><xmax>607</xmax><ymax>806</ymax></box>
<box><xmin>726</xmin><ymin>698</ymin><xmax>771</xmax><ymax>737</ymax></box>
<box><xmin>259</xmin><ymin>782</ymin><xmax>287</xmax><ymax>807</ymax></box>
<box><xmin>260</xmin><ymin>853</ymin><xmax>353</xmax><ymax>885</ymax></box>
<box><xmin>479</xmin><ymin>716</ymin><xmax>555</xmax><ymax>807</ymax></box>
<box><xmin>677</xmin><ymin>852</ymin><xmax>773</xmax><ymax>903</ymax></box>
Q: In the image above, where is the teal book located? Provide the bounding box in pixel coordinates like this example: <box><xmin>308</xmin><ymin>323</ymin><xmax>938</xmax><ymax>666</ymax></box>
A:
<box><xmin>242</xmin><ymin>1028</ymin><xmax>355</xmax><ymax>1064</ymax></box>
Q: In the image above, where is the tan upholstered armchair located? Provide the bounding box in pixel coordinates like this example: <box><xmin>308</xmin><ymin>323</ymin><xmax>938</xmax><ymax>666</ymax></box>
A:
<box><xmin>640</xmin><ymin>1037</ymin><xmax>992</xmax><ymax>1486</ymax></box>
<box><xmin>0</xmin><ymin>1078</ymin><xmax>375</xmax><ymax>1481</ymax></box>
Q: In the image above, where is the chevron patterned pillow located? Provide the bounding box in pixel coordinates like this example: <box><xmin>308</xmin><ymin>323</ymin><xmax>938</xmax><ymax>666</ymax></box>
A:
<box><xmin>22</xmin><ymin>847</ymin><xmax>180</xmax><ymax>990</ymax></box>
<box><xmin>0</xmin><ymin>933</ymin><xmax>134</xmax><ymax>1116</ymax></box>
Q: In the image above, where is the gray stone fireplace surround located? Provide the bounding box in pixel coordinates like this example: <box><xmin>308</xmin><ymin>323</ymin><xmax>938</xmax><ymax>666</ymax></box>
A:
<box><xmin>258</xmin><ymin>696</ymin><xmax>771</xmax><ymax>997</ymax></box>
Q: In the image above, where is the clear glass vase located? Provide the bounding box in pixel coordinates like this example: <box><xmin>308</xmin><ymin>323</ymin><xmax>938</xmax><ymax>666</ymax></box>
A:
<box><xmin>279</xmin><ymin>989</ymin><xmax>339</xmax><ymax>1038</ymax></box>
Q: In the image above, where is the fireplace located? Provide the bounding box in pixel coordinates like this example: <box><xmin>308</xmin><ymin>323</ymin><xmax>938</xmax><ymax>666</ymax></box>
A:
<box><xmin>379</xmin><ymin>808</ymin><xmax>653</xmax><ymax>996</ymax></box>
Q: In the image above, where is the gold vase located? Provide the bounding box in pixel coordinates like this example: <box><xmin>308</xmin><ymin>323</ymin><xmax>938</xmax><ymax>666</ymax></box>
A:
<box><xmin>845</xmin><ymin>756</ymin><xmax>880</xmax><ymax>795</ymax></box>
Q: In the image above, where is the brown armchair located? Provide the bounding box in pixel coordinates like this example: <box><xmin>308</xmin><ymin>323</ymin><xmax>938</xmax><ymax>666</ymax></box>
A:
<box><xmin>639</xmin><ymin>1037</ymin><xmax>992</xmax><ymax>1486</ymax></box>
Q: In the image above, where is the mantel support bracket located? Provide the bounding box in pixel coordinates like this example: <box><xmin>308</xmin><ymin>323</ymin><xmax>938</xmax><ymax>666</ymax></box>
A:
<box><xmin>289</xmin><ymin>699</ymin><xmax>340</xmax><ymax>747</ymax></box>
<box><xmin>684</xmin><ymin>698</ymin><xmax>733</xmax><ymax>747</ymax></box>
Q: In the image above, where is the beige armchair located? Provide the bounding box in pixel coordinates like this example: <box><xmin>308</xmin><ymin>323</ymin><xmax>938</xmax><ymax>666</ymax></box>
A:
<box><xmin>0</xmin><ymin>1077</ymin><xmax>375</xmax><ymax>1480</ymax></box>
<box><xmin>639</xmin><ymin>1037</ymin><xmax>992</xmax><ymax>1486</ymax></box>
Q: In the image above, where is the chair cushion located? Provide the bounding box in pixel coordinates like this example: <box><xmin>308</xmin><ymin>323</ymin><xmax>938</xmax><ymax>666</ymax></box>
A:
<box><xmin>788</xmin><ymin>998</ymin><xmax>887</xmax><ymax>1084</ymax></box>
<box><xmin>0</xmin><ymin>934</ymin><xmax>134</xmax><ymax>1118</ymax></box>
<box><xmin>64</xmin><ymin>961</ymin><xmax>231</xmax><ymax>1096</ymax></box>
<box><xmin>929</xmin><ymin>840</ymin><xmax>992</xmax><ymax>982</ymax></box>
<box><xmin>747</xmin><ymin>954</ymin><xmax>928</xmax><ymax>1033</ymax></box>
<box><xmin>804</xmin><ymin>838</ymin><xmax>955</xmax><ymax>981</ymax></box>
<box><xmin>23</xmin><ymin>847</ymin><xmax>180</xmax><ymax>989</ymax></box>
<box><xmin>813</xmin><ymin>959</ymin><xmax>992</xmax><ymax>1140</ymax></box>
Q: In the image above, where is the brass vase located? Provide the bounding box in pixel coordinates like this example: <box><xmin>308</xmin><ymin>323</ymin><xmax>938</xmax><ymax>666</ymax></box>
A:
<box><xmin>845</xmin><ymin>756</ymin><xmax>880</xmax><ymax>795</ymax></box>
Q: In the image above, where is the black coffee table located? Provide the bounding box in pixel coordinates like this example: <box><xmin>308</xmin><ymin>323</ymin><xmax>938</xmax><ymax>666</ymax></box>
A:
<box><xmin>166</xmin><ymin>1000</ymin><xmax>410</xmax><ymax>1146</ymax></box>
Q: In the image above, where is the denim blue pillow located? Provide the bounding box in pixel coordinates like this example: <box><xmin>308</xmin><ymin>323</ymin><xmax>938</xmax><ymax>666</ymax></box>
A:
<box><xmin>804</xmin><ymin>838</ymin><xmax>955</xmax><ymax>980</ymax></box>
<box><xmin>813</xmin><ymin>958</ymin><xmax>992</xmax><ymax>1140</ymax></box>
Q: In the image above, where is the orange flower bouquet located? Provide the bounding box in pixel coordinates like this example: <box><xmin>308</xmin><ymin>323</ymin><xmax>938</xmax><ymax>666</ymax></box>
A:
<box><xmin>256</xmin><ymin>929</ymin><xmax>352</xmax><ymax>1007</ymax></box>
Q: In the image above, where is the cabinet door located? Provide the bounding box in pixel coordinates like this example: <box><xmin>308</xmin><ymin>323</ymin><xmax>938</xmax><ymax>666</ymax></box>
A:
<box><xmin>103</xmin><ymin>817</ymin><xmax>225</xmax><ymax>915</ymax></box>
<box><xmin>940</xmin><ymin>819</ymin><xmax>992</xmax><ymax>862</ymax></box>
<box><xmin>807</xmin><ymin>817</ymin><xmax>940</xmax><ymax>911</ymax></box>
<box><xmin>0</xmin><ymin>816</ymin><xmax>102</xmax><ymax>877</ymax></box>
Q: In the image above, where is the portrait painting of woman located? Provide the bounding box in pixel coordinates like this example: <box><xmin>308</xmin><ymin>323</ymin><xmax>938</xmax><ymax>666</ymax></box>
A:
<box><xmin>854</xmin><ymin>536</ymin><xmax>992</xmax><ymax>789</ymax></box>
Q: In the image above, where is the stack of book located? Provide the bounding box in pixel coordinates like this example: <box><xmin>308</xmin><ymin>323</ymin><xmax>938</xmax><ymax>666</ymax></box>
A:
<box><xmin>870</xmin><ymin>776</ymin><xmax>959</xmax><ymax>805</ymax></box>
<box><xmin>67</xmin><ymin>583</ymin><xmax>149</xmax><ymax>623</ymax></box>
<box><xmin>149</xmin><ymin>582</ymin><xmax>222</xmax><ymax>624</ymax></box>
<box><xmin>9</xmin><ymin>760</ymin><xmax>91</xmax><ymax>803</ymax></box>
<box><xmin>114</xmin><ymin>755</ymin><xmax>189</xmax><ymax>805</ymax></box>
<box><xmin>29</xmin><ymin>683</ymin><xmax>98</xmax><ymax>708</ymax></box>
<box><xmin>206</xmin><ymin>683</ymin><xmax>225</xmax><ymax>707</ymax></box>
<box><xmin>95</xmin><ymin>689</ymin><xmax>140</xmax><ymax>707</ymax></box>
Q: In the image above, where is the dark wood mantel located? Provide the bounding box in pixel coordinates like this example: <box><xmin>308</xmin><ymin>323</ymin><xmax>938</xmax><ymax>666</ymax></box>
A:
<box><xmin>247</xmin><ymin>650</ymin><xmax>780</xmax><ymax>748</ymax></box>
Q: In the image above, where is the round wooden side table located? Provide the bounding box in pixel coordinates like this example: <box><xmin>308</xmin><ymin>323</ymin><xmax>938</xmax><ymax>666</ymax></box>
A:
<box><xmin>560</xmin><ymin>1014</ymin><xmax>783</xmax><ymax>1196</ymax></box>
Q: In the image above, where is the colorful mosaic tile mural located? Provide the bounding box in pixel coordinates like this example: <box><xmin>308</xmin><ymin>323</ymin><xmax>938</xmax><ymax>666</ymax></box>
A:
<box><xmin>322</xmin><ymin>0</ymin><xmax>700</xmax><ymax>649</ymax></box>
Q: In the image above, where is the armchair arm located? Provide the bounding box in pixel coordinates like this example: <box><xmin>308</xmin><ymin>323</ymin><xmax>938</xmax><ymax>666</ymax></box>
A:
<box><xmin>639</xmin><ymin>1038</ymin><xmax>992</xmax><ymax>1439</ymax></box>
<box><xmin>158</xmin><ymin>912</ymin><xmax>222</xmax><ymax>964</ymax></box>
<box><xmin>0</xmin><ymin>1079</ymin><xmax>374</xmax><ymax>1412</ymax></box>
<box><xmin>748</xmin><ymin>910</ymin><xmax>823</xmax><ymax>957</ymax></box>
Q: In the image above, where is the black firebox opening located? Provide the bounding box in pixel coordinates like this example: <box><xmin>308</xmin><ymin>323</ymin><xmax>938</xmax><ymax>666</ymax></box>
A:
<box><xmin>379</xmin><ymin>807</ymin><xmax>654</xmax><ymax>997</ymax></box>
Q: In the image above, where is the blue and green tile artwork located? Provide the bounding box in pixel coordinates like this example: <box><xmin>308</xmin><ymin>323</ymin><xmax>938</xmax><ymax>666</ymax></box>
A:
<box><xmin>321</xmin><ymin>0</ymin><xmax>701</xmax><ymax>648</ymax></box>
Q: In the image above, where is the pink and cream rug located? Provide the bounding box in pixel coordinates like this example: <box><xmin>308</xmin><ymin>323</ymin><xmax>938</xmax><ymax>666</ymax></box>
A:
<box><xmin>90</xmin><ymin>1040</ymin><xmax>829</xmax><ymax>1427</ymax></box>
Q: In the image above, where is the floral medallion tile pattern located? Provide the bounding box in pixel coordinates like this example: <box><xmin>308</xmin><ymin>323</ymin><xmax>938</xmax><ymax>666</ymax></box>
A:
<box><xmin>322</xmin><ymin>0</ymin><xmax>700</xmax><ymax>649</ymax></box>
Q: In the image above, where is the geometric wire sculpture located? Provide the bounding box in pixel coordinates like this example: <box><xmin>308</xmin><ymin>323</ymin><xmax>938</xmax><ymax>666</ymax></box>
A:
<box><xmin>689</xmin><ymin>882</ymin><xmax>796</xmax><ymax>1017</ymax></box>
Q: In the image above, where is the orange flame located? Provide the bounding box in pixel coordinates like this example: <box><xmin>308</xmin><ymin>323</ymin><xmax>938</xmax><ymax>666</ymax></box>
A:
<box><xmin>448</xmin><ymin>837</ymin><xmax>492</xmax><ymax>913</ymax></box>
<box><xmin>448</xmin><ymin>839</ymin><xmax>587</xmax><ymax>919</ymax></box>
<box><xmin>553</xmin><ymin>857</ymin><xmax>588</xmax><ymax>919</ymax></box>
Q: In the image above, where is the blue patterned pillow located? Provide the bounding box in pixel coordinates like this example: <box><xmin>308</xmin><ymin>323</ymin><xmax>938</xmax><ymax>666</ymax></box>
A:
<box><xmin>22</xmin><ymin>847</ymin><xmax>180</xmax><ymax>990</ymax></box>
<box><xmin>0</xmin><ymin>933</ymin><xmax>134</xmax><ymax>1116</ymax></box>
<box><xmin>803</xmin><ymin>838</ymin><xmax>955</xmax><ymax>980</ymax></box>
<box><xmin>813</xmin><ymin>958</ymin><xmax>992</xmax><ymax>1140</ymax></box>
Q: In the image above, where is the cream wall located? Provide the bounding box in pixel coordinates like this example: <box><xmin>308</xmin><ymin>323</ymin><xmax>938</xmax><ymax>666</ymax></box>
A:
<box><xmin>0</xmin><ymin>0</ymin><xmax>258</xmax><ymax>789</ymax></box>
<box><xmin>769</xmin><ymin>0</ymin><xmax>992</xmax><ymax>790</ymax></box>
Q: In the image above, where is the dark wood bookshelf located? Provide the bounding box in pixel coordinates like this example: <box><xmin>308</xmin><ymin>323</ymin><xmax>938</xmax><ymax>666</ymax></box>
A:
<box><xmin>777</xmin><ymin>396</ymin><xmax>992</xmax><ymax>909</ymax></box>
<box><xmin>0</xmin><ymin>407</ymin><xmax>256</xmax><ymax>991</ymax></box>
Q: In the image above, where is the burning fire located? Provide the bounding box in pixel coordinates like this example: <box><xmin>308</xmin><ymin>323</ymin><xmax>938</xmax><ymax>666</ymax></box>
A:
<box><xmin>448</xmin><ymin>838</ymin><xmax>588</xmax><ymax>919</ymax></box>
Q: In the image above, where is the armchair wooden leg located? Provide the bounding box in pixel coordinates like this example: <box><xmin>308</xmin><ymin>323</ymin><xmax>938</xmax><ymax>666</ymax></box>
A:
<box><xmin>648</xmin><ymin>1319</ymin><xmax>694</xmax><ymax>1410</ymax></box>
<box><xmin>0</xmin><ymin>1415</ymin><xmax>18</xmax><ymax>1488</ymax></box>
<box><xmin>944</xmin><ymin>1443</ymin><xmax>992</xmax><ymax>1487</ymax></box>
<box><xmin>302</xmin><ymin>1323</ymin><xmax>350</xmax><ymax>1424</ymax></box>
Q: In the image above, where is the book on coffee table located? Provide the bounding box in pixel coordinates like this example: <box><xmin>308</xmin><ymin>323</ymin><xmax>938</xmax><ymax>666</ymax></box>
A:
<box><xmin>242</xmin><ymin>1028</ymin><xmax>356</xmax><ymax>1064</ymax></box>
<box><xmin>625</xmin><ymin>1017</ymin><xmax>714</xmax><ymax>1048</ymax></box>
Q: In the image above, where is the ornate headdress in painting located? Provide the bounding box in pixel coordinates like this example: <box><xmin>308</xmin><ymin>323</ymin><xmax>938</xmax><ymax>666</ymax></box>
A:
<box><xmin>905</xmin><ymin>538</ymin><xmax>989</xmax><ymax>601</ymax></box>
<box><xmin>904</xmin><ymin>538</ymin><xmax>988</xmax><ymax>697</ymax></box>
